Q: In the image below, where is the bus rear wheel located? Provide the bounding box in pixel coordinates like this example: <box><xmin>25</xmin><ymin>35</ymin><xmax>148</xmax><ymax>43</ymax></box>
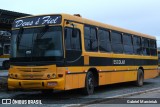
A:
<box><xmin>83</xmin><ymin>71</ymin><xmax>95</xmax><ymax>95</ymax></box>
<box><xmin>135</xmin><ymin>69</ymin><xmax>144</xmax><ymax>87</ymax></box>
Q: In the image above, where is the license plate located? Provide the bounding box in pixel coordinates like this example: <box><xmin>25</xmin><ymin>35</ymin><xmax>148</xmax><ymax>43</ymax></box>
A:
<box><xmin>47</xmin><ymin>82</ymin><xmax>57</xmax><ymax>86</ymax></box>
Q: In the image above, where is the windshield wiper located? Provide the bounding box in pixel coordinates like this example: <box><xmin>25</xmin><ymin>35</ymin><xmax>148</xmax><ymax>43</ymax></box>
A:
<box><xmin>16</xmin><ymin>27</ymin><xmax>24</xmax><ymax>50</ymax></box>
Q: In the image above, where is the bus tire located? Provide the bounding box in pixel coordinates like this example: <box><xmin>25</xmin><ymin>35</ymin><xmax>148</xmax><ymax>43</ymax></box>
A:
<box><xmin>83</xmin><ymin>71</ymin><xmax>95</xmax><ymax>95</ymax></box>
<box><xmin>3</xmin><ymin>61</ymin><xmax>10</xmax><ymax>69</ymax></box>
<box><xmin>136</xmin><ymin>69</ymin><xmax>144</xmax><ymax>87</ymax></box>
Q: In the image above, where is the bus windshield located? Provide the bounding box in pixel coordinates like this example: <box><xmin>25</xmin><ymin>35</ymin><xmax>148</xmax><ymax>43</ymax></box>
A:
<box><xmin>11</xmin><ymin>26</ymin><xmax>63</xmax><ymax>62</ymax></box>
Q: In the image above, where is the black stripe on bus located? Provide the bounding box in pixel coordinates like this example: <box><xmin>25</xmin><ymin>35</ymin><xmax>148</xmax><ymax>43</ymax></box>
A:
<box><xmin>65</xmin><ymin>56</ymin><xmax>158</xmax><ymax>66</ymax></box>
<box><xmin>10</xmin><ymin>56</ymin><xmax>158</xmax><ymax>67</ymax></box>
<box><xmin>89</xmin><ymin>57</ymin><xmax>157</xmax><ymax>66</ymax></box>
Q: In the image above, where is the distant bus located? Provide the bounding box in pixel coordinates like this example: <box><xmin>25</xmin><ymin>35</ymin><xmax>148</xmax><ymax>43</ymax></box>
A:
<box><xmin>0</xmin><ymin>30</ymin><xmax>10</xmax><ymax>69</ymax></box>
<box><xmin>8</xmin><ymin>14</ymin><xmax>158</xmax><ymax>95</ymax></box>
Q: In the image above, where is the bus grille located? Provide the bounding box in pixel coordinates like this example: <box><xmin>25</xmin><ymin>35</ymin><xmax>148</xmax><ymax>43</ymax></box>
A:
<box><xmin>21</xmin><ymin>74</ymin><xmax>44</xmax><ymax>79</ymax></box>
<box><xmin>17</xmin><ymin>68</ymin><xmax>48</xmax><ymax>72</ymax></box>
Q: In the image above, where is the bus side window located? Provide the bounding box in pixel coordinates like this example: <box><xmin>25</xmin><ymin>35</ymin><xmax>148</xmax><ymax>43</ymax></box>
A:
<box><xmin>65</xmin><ymin>28</ymin><xmax>81</xmax><ymax>50</ymax></box>
<box><xmin>150</xmin><ymin>40</ymin><xmax>157</xmax><ymax>56</ymax></box>
<box><xmin>141</xmin><ymin>38</ymin><xmax>150</xmax><ymax>56</ymax></box>
<box><xmin>65</xmin><ymin>27</ymin><xmax>81</xmax><ymax>61</ymax></box>
<box><xmin>98</xmin><ymin>29</ymin><xmax>111</xmax><ymax>52</ymax></box>
<box><xmin>111</xmin><ymin>31</ymin><xmax>123</xmax><ymax>53</ymax></box>
<box><xmin>65</xmin><ymin>28</ymin><xmax>72</xmax><ymax>50</ymax></box>
<box><xmin>123</xmin><ymin>34</ymin><xmax>134</xmax><ymax>54</ymax></box>
<box><xmin>84</xmin><ymin>26</ymin><xmax>98</xmax><ymax>52</ymax></box>
<box><xmin>133</xmin><ymin>36</ymin><xmax>143</xmax><ymax>55</ymax></box>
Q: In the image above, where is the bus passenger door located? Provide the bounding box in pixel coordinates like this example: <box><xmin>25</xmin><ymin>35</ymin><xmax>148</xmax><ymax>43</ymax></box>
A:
<box><xmin>64</xmin><ymin>21</ymin><xmax>85</xmax><ymax>89</ymax></box>
<box><xmin>64</xmin><ymin>22</ymin><xmax>82</xmax><ymax>63</ymax></box>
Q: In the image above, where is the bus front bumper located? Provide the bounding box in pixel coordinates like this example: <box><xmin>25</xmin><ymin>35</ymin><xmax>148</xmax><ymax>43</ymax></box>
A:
<box><xmin>8</xmin><ymin>78</ymin><xmax>64</xmax><ymax>90</ymax></box>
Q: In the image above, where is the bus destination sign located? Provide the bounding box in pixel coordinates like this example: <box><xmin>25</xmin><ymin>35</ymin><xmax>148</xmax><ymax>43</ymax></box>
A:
<box><xmin>13</xmin><ymin>15</ymin><xmax>61</xmax><ymax>28</ymax></box>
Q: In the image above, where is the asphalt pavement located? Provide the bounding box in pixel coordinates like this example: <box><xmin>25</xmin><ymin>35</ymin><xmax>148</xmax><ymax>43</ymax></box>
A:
<box><xmin>0</xmin><ymin>76</ymin><xmax>159</xmax><ymax>106</ymax></box>
<box><xmin>85</xmin><ymin>90</ymin><xmax>160</xmax><ymax>107</ymax></box>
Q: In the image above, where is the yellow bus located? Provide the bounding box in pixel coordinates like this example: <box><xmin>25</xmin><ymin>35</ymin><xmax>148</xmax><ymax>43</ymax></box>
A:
<box><xmin>8</xmin><ymin>14</ymin><xmax>158</xmax><ymax>95</ymax></box>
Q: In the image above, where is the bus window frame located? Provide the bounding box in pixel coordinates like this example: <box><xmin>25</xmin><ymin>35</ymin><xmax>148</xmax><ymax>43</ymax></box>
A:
<box><xmin>97</xmin><ymin>27</ymin><xmax>112</xmax><ymax>53</ymax></box>
<box><xmin>64</xmin><ymin>26</ymin><xmax>82</xmax><ymax>62</ymax></box>
<box><xmin>122</xmin><ymin>33</ymin><xmax>134</xmax><ymax>55</ymax></box>
<box><xmin>110</xmin><ymin>30</ymin><xmax>124</xmax><ymax>54</ymax></box>
<box><xmin>84</xmin><ymin>25</ymin><xmax>98</xmax><ymax>52</ymax></box>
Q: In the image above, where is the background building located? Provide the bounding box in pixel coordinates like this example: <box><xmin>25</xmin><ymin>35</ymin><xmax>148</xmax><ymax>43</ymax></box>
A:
<box><xmin>0</xmin><ymin>9</ymin><xmax>30</xmax><ymax>69</ymax></box>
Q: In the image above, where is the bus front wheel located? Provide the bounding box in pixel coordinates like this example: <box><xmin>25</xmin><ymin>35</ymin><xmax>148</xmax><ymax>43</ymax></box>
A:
<box><xmin>83</xmin><ymin>71</ymin><xmax>95</xmax><ymax>95</ymax></box>
<box><xmin>135</xmin><ymin>69</ymin><xmax>144</xmax><ymax>87</ymax></box>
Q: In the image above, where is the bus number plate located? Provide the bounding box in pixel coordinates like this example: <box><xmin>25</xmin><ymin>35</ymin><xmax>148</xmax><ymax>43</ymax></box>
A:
<box><xmin>47</xmin><ymin>82</ymin><xmax>57</xmax><ymax>86</ymax></box>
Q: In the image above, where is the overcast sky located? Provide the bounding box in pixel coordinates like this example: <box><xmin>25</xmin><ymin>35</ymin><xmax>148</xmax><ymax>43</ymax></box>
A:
<box><xmin>1</xmin><ymin>0</ymin><xmax>160</xmax><ymax>46</ymax></box>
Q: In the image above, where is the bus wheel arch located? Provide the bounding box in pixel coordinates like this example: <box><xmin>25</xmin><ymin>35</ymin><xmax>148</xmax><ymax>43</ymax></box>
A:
<box><xmin>88</xmin><ymin>68</ymin><xmax>99</xmax><ymax>87</ymax></box>
<box><xmin>139</xmin><ymin>66</ymin><xmax>144</xmax><ymax>74</ymax></box>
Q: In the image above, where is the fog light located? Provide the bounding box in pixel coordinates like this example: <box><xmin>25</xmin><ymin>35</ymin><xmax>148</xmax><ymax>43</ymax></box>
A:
<box><xmin>47</xmin><ymin>74</ymin><xmax>50</xmax><ymax>79</ymax></box>
<box><xmin>15</xmin><ymin>74</ymin><xmax>18</xmax><ymax>78</ymax></box>
<box><xmin>52</xmin><ymin>74</ymin><xmax>56</xmax><ymax>78</ymax></box>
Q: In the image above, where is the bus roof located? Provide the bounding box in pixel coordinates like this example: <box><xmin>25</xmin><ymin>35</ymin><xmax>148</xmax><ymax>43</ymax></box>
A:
<box><xmin>62</xmin><ymin>14</ymin><xmax>156</xmax><ymax>40</ymax></box>
<box><xmin>14</xmin><ymin>13</ymin><xmax>156</xmax><ymax>40</ymax></box>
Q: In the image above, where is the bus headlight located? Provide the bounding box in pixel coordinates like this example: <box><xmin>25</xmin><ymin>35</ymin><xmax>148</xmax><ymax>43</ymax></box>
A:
<box><xmin>9</xmin><ymin>74</ymin><xmax>13</xmax><ymax>78</ymax></box>
<box><xmin>47</xmin><ymin>74</ymin><xmax>56</xmax><ymax>79</ymax></box>
<box><xmin>47</xmin><ymin>74</ymin><xmax>50</xmax><ymax>79</ymax></box>
<box><xmin>52</xmin><ymin>74</ymin><xmax>56</xmax><ymax>78</ymax></box>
